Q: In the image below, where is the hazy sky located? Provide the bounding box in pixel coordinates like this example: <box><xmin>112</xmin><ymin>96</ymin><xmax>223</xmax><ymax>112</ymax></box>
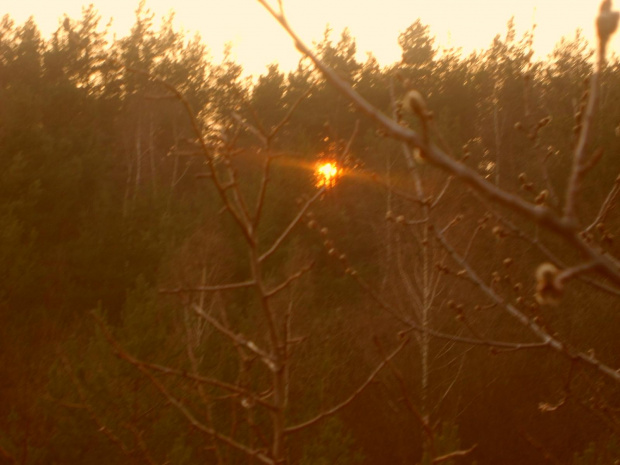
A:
<box><xmin>3</xmin><ymin>0</ymin><xmax>610</xmax><ymax>76</ymax></box>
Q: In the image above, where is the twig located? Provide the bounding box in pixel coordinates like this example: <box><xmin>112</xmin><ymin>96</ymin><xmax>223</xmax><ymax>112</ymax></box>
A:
<box><xmin>59</xmin><ymin>354</ymin><xmax>133</xmax><ymax>456</ymax></box>
<box><xmin>265</xmin><ymin>261</ymin><xmax>314</xmax><ymax>297</ymax></box>
<box><xmin>124</xmin><ymin>423</ymin><xmax>158</xmax><ymax>465</ymax></box>
<box><xmin>259</xmin><ymin>188</ymin><xmax>324</xmax><ymax>262</ymax></box>
<box><xmin>433</xmin><ymin>228</ymin><xmax>620</xmax><ymax>383</ymax></box>
<box><xmin>191</xmin><ymin>304</ymin><xmax>277</xmax><ymax>370</ymax></box>
<box><xmin>474</xmin><ymin>192</ymin><xmax>620</xmax><ymax>297</ymax></box>
<box><xmin>519</xmin><ymin>430</ymin><xmax>563</xmax><ymax>465</ymax></box>
<box><xmin>431</xmin><ymin>444</ymin><xmax>478</xmax><ymax>464</ymax></box>
<box><xmin>232</xmin><ymin>112</ymin><xmax>268</xmax><ymax>145</ymax></box>
<box><xmin>375</xmin><ymin>337</ymin><xmax>435</xmax><ymax>456</ymax></box>
<box><xmin>253</xmin><ymin>153</ymin><xmax>273</xmax><ymax>228</ymax></box>
<box><xmin>267</xmin><ymin>88</ymin><xmax>311</xmax><ymax>141</ymax></box>
<box><xmin>564</xmin><ymin>44</ymin><xmax>604</xmax><ymax>220</ymax></box>
<box><xmin>92</xmin><ymin>312</ymin><xmax>276</xmax><ymax>465</ymax></box>
<box><xmin>159</xmin><ymin>280</ymin><xmax>256</xmax><ymax>294</ymax></box>
<box><xmin>430</xmin><ymin>176</ymin><xmax>454</xmax><ymax>209</ymax></box>
<box><xmin>584</xmin><ymin>176</ymin><xmax>620</xmax><ymax>233</ymax></box>
<box><xmin>284</xmin><ymin>336</ymin><xmax>409</xmax><ymax>434</ymax></box>
<box><xmin>349</xmin><ymin>257</ymin><xmax>549</xmax><ymax>350</ymax></box>
<box><xmin>128</xmin><ymin>67</ymin><xmax>255</xmax><ymax>245</ymax></box>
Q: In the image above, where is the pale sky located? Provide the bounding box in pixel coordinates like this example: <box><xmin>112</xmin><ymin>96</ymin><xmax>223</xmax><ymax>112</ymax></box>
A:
<box><xmin>3</xmin><ymin>0</ymin><xmax>610</xmax><ymax>76</ymax></box>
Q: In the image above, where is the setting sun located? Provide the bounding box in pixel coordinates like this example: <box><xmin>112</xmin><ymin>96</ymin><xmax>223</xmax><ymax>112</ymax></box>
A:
<box><xmin>315</xmin><ymin>162</ymin><xmax>340</xmax><ymax>189</ymax></box>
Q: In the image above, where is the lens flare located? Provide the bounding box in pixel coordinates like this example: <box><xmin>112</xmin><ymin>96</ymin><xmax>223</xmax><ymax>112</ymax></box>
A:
<box><xmin>315</xmin><ymin>162</ymin><xmax>340</xmax><ymax>188</ymax></box>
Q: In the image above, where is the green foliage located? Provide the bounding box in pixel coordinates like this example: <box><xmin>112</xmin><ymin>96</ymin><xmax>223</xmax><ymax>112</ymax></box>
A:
<box><xmin>574</xmin><ymin>436</ymin><xmax>620</xmax><ymax>465</ymax></box>
<box><xmin>300</xmin><ymin>417</ymin><xmax>365</xmax><ymax>465</ymax></box>
<box><xmin>252</xmin><ymin>63</ymin><xmax>287</xmax><ymax>129</ymax></box>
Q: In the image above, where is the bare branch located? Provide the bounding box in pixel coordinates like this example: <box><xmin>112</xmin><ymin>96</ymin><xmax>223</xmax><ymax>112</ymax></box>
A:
<box><xmin>375</xmin><ymin>337</ymin><xmax>435</xmax><ymax>454</ymax></box>
<box><xmin>191</xmin><ymin>304</ymin><xmax>277</xmax><ymax>370</ymax></box>
<box><xmin>59</xmin><ymin>354</ymin><xmax>133</xmax><ymax>456</ymax></box>
<box><xmin>265</xmin><ymin>261</ymin><xmax>314</xmax><ymax>297</ymax></box>
<box><xmin>136</xmin><ymin>358</ymin><xmax>276</xmax><ymax>411</ymax></box>
<box><xmin>400</xmin><ymin>323</ymin><xmax>550</xmax><ymax>352</ymax></box>
<box><xmin>474</xmin><ymin>192</ymin><xmax>620</xmax><ymax>297</ymax></box>
<box><xmin>434</xmin><ymin>228</ymin><xmax>620</xmax><ymax>383</ymax></box>
<box><xmin>92</xmin><ymin>312</ymin><xmax>276</xmax><ymax>465</ymax></box>
<box><xmin>584</xmin><ymin>175</ymin><xmax>620</xmax><ymax>233</ymax></box>
<box><xmin>253</xmin><ymin>154</ymin><xmax>273</xmax><ymax>228</ymax></box>
<box><xmin>159</xmin><ymin>280</ymin><xmax>256</xmax><ymax>294</ymax></box>
<box><xmin>520</xmin><ymin>430</ymin><xmax>564</xmax><ymax>465</ymax></box>
<box><xmin>267</xmin><ymin>88</ymin><xmax>311</xmax><ymax>140</ymax></box>
<box><xmin>232</xmin><ymin>112</ymin><xmax>268</xmax><ymax>145</ymax></box>
<box><xmin>127</xmin><ymin>67</ymin><xmax>255</xmax><ymax>244</ymax></box>
<box><xmin>564</xmin><ymin>70</ymin><xmax>601</xmax><ymax>220</ymax></box>
<box><xmin>254</xmin><ymin>3</ymin><xmax>620</xmax><ymax>285</ymax></box>
<box><xmin>346</xmin><ymin>257</ymin><xmax>549</xmax><ymax>351</ymax></box>
<box><xmin>259</xmin><ymin>188</ymin><xmax>324</xmax><ymax>262</ymax></box>
<box><xmin>284</xmin><ymin>336</ymin><xmax>409</xmax><ymax>434</ymax></box>
<box><xmin>124</xmin><ymin>424</ymin><xmax>158</xmax><ymax>465</ymax></box>
<box><xmin>556</xmin><ymin>261</ymin><xmax>599</xmax><ymax>285</ymax></box>
<box><xmin>431</xmin><ymin>444</ymin><xmax>478</xmax><ymax>464</ymax></box>
<box><xmin>430</xmin><ymin>176</ymin><xmax>454</xmax><ymax>209</ymax></box>
<box><xmin>244</xmin><ymin>93</ymin><xmax>312</xmax><ymax>231</ymax></box>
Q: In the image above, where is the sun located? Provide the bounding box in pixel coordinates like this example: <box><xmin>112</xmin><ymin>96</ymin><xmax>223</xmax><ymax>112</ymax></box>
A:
<box><xmin>315</xmin><ymin>161</ymin><xmax>340</xmax><ymax>188</ymax></box>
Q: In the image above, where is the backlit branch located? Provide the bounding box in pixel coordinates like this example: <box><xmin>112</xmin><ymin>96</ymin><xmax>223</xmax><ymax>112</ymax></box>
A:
<box><xmin>159</xmin><ymin>279</ymin><xmax>256</xmax><ymax>294</ymax></box>
<box><xmin>584</xmin><ymin>175</ymin><xmax>620</xmax><ymax>233</ymax></box>
<box><xmin>433</xmin><ymin>228</ymin><xmax>620</xmax><ymax>383</ymax></box>
<box><xmin>128</xmin><ymin>67</ymin><xmax>255</xmax><ymax>244</ymax></box>
<box><xmin>259</xmin><ymin>188</ymin><xmax>324</xmax><ymax>262</ymax></box>
<box><xmin>284</xmin><ymin>336</ymin><xmax>409</xmax><ymax>434</ymax></box>
<box><xmin>432</xmin><ymin>445</ymin><xmax>478</xmax><ymax>464</ymax></box>
<box><xmin>265</xmin><ymin>261</ymin><xmax>314</xmax><ymax>297</ymax></box>
<box><xmin>255</xmin><ymin>1</ymin><xmax>620</xmax><ymax>286</ymax></box>
<box><xmin>190</xmin><ymin>304</ymin><xmax>277</xmax><ymax>369</ymax></box>
<box><xmin>92</xmin><ymin>311</ymin><xmax>276</xmax><ymax>464</ymax></box>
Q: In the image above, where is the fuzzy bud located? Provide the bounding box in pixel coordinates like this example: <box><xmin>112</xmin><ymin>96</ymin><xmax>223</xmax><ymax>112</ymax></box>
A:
<box><xmin>535</xmin><ymin>190</ymin><xmax>549</xmax><ymax>205</ymax></box>
<box><xmin>535</xmin><ymin>262</ymin><xmax>563</xmax><ymax>306</ymax></box>
<box><xmin>492</xmin><ymin>226</ymin><xmax>508</xmax><ymax>239</ymax></box>
<box><xmin>402</xmin><ymin>90</ymin><xmax>429</xmax><ymax>118</ymax></box>
<box><xmin>597</xmin><ymin>0</ymin><xmax>620</xmax><ymax>49</ymax></box>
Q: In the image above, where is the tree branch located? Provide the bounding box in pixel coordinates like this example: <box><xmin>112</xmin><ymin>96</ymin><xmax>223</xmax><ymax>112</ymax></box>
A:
<box><xmin>92</xmin><ymin>311</ymin><xmax>276</xmax><ymax>465</ymax></box>
<box><xmin>284</xmin><ymin>336</ymin><xmax>409</xmax><ymax>434</ymax></box>
<box><xmin>254</xmin><ymin>2</ymin><xmax>620</xmax><ymax>286</ymax></box>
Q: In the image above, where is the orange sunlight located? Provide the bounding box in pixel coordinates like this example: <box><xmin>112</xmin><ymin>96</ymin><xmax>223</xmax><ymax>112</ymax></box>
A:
<box><xmin>315</xmin><ymin>162</ymin><xmax>341</xmax><ymax>189</ymax></box>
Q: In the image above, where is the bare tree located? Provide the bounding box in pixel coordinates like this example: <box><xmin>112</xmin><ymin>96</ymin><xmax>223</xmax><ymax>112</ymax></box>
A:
<box><xmin>61</xmin><ymin>65</ymin><xmax>411</xmax><ymax>465</ymax></box>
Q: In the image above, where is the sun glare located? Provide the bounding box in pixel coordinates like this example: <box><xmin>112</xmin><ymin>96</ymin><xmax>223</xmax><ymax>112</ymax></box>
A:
<box><xmin>315</xmin><ymin>162</ymin><xmax>340</xmax><ymax>189</ymax></box>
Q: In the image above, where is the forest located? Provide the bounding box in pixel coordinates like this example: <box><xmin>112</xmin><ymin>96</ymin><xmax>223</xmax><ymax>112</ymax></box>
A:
<box><xmin>1</xmin><ymin>1</ymin><xmax>620</xmax><ymax>464</ymax></box>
